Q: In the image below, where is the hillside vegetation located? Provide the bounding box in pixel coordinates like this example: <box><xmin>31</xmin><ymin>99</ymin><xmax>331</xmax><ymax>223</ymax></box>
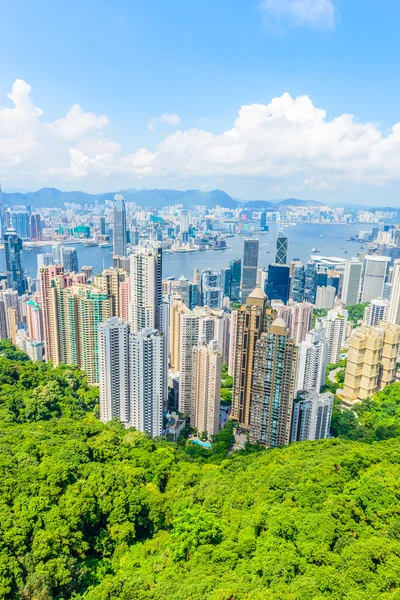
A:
<box><xmin>1</xmin><ymin>342</ymin><xmax>400</xmax><ymax>599</ymax></box>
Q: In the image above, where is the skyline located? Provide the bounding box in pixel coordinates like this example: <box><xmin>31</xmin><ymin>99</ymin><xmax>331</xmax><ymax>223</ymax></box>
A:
<box><xmin>2</xmin><ymin>1</ymin><xmax>400</xmax><ymax>204</ymax></box>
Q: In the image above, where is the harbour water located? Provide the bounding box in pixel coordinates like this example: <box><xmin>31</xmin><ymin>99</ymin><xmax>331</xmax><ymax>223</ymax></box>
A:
<box><xmin>0</xmin><ymin>223</ymin><xmax>364</xmax><ymax>281</ymax></box>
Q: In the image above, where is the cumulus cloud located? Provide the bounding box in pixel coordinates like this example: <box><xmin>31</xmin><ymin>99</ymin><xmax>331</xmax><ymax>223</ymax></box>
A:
<box><xmin>48</xmin><ymin>104</ymin><xmax>109</xmax><ymax>140</ymax></box>
<box><xmin>147</xmin><ymin>113</ymin><xmax>181</xmax><ymax>132</ymax></box>
<box><xmin>261</xmin><ymin>0</ymin><xmax>335</xmax><ymax>30</ymax></box>
<box><xmin>2</xmin><ymin>78</ymin><xmax>400</xmax><ymax>192</ymax></box>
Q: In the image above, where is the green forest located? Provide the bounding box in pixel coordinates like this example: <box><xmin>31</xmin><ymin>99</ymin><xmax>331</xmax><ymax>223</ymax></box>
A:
<box><xmin>1</xmin><ymin>341</ymin><xmax>400</xmax><ymax>599</ymax></box>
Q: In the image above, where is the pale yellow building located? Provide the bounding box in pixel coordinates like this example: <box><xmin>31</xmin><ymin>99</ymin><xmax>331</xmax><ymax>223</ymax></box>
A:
<box><xmin>343</xmin><ymin>321</ymin><xmax>400</xmax><ymax>402</ymax></box>
<box><xmin>191</xmin><ymin>340</ymin><xmax>222</xmax><ymax>437</ymax></box>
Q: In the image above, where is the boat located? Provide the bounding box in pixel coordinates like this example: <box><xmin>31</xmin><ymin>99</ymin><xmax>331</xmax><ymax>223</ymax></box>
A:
<box><xmin>99</xmin><ymin>242</ymin><xmax>112</xmax><ymax>248</ymax></box>
<box><xmin>312</xmin><ymin>247</ymin><xmax>321</xmax><ymax>253</ymax></box>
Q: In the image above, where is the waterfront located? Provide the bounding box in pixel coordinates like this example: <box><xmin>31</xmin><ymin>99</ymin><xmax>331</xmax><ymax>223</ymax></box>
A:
<box><xmin>0</xmin><ymin>223</ymin><xmax>364</xmax><ymax>280</ymax></box>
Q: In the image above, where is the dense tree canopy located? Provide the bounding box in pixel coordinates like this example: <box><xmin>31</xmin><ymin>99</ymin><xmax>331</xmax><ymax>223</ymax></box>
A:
<box><xmin>1</xmin><ymin>345</ymin><xmax>400</xmax><ymax>599</ymax></box>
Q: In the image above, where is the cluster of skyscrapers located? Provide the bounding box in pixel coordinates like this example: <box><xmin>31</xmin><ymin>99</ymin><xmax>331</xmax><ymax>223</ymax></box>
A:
<box><xmin>4</xmin><ymin>187</ymin><xmax>400</xmax><ymax>448</ymax></box>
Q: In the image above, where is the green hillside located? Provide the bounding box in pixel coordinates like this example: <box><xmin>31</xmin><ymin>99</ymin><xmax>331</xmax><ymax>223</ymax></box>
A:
<box><xmin>1</xmin><ymin>342</ymin><xmax>400</xmax><ymax>600</ymax></box>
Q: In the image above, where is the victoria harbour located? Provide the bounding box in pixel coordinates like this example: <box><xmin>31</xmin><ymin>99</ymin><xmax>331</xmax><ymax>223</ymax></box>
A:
<box><xmin>0</xmin><ymin>222</ymin><xmax>363</xmax><ymax>280</ymax></box>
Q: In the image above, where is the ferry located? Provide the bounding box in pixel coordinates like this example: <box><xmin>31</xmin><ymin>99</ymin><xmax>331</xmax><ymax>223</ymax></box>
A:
<box><xmin>312</xmin><ymin>247</ymin><xmax>321</xmax><ymax>253</ymax></box>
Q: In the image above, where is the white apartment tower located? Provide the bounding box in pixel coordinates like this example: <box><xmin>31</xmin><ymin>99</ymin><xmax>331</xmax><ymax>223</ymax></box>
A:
<box><xmin>191</xmin><ymin>339</ymin><xmax>222</xmax><ymax>437</ymax></box>
<box><xmin>321</xmin><ymin>308</ymin><xmax>348</xmax><ymax>364</ymax></box>
<box><xmin>98</xmin><ymin>318</ymin><xmax>130</xmax><ymax>425</ymax></box>
<box><xmin>130</xmin><ymin>328</ymin><xmax>163</xmax><ymax>437</ymax></box>
<box><xmin>129</xmin><ymin>246</ymin><xmax>162</xmax><ymax>333</ymax></box>
<box><xmin>363</xmin><ymin>298</ymin><xmax>389</xmax><ymax>326</ymax></box>
<box><xmin>291</xmin><ymin>391</ymin><xmax>334</xmax><ymax>442</ymax></box>
<box><xmin>315</xmin><ymin>285</ymin><xmax>336</xmax><ymax>310</ymax></box>
<box><xmin>295</xmin><ymin>330</ymin><xmax>329</xmax><ymax>394</ymax></box>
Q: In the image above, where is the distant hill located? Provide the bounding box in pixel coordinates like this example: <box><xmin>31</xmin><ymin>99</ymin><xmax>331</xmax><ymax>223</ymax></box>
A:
<box><xmin>275</xmin><ymin>198</ymin><xmax>325</xmax><ymax>208</ymax></box>
<box><xmin>1</xmin><ymin>187</ymin><xmax>239</xmax><ymax>210</ymax></box>
<box><xmin>244</xmin><ymin>198</ymin><xmax>325</xmax><ymax>210</ymax></box>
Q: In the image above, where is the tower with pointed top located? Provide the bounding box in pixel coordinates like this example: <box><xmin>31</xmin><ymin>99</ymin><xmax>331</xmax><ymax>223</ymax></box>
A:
<box><xmin>249</xmin><ymin>317</ymin><xmax>298</xmax><ymax>446</ymax></box>
<box><xmin>113</xmin><ymin>194</ymin><xmax>127</xmax><ymax>257</ymax></box>
<box><xmin>275</xmin><ymin>227</ymin><xmax>288</xmax><ymax>265</ymax></box>
<box><xmin>231</xmin><ymin>286</ymin><xmax>275</xmax><ymax>429</ymax></box>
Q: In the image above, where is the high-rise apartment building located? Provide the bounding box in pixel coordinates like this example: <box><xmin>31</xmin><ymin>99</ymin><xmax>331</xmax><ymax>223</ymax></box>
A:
<box><xmin>315</xmin><ymin>285</ymin><xmax>336</xmax><ymax>309</ymax></box>
<box><xmin>275</xmin><ymin>230</ymin><xmax>288</xmax><ymax>265</ymax></box>
<box><xmin>26</xmin><ymin>299</ymin><xmax>43</xmax><ymax>342</ymax></box>
<box><xmin>343</xmin><ymin>322</ymin><xmax>400</xmax><ymax>401</ymax></box>
<box><xmin>99</xmin><ymin>318</ymin><xmax>130</xmax><ymax>425</ymax></box>
<box><xmin>169</xmin><ymin>297</ymin><xmax>191</xmax><ymax>372</ymax></box>
<box><xmin>249</xmin><ymin>317</ymin><xmax>297</xmax><ymax>446</ymax></box>
<box><xmin>39</xmin><ymin>265</ymin><xmax>65</xmax><ymax>362</ymax></box>
<box><xmin>4</xmin><ymin>228</ymin><xmax>27</xmax><ymax>295</ymax></box>
<box><xmin>361</xmin><ymin>255</ymin><xmax>390</xmax><ymax>303</ymax></box>
<box><xmin>119</xmin><ymin>278</ymin><xmax>130</xmax><ymax>321</ymax></box>
<box><xmin>290</xmin><ymin>390</ymin><xmax>333</xmax><ymax>442</ymax></box>
<box><xmin>276</xmin><ymin>301</ymin><xmax>313</xmax><ymax>344</ymax></box>
<box><xmin>232</xmin><ymin>287</ymin><xmax>274</xmax><ymax>429</ymax></box>
<box><xmin>363</xmin><ymin>298</ymin><xmax>389</xmax><ymax>326</ymax></box>
<box><xmin>113</xmin><ymin>194</ymin><xmax>127</xmax><ymax>257</ymax></box>
<box><xmin>191</xmin><ymin>339</ymin><xmax>222</xmax><ymax>437</ymax></box>
<box><xmin>241</xmin><ymin>239</ymin><xmax>259</xmax><ymax>303</ymax></box>
<box><xmin>387</xmin><ymin>260</ymin><xmax>400</xmax><ymax>325</ymax></box>
<box><xmin>0</xmin><ymin>294</ymin><xmax>8</xmax><ymax>339</ymax></box>
<box><xmin>130</xmin><ymin>328</ymin><xmax>163</xmax><ymax>437</ymax></box>
<box><xmin>228</xmin><ymin>309</ymin><xmax>238</xmax><ymax>377</ymax></box>
<box><xmin>129</xmin><ymin>246</ymin><xmax>162</xmax><ymax>333</ymax></box>
<box><xmin>295</xmin><ymin>330</ymin><xmax>328</xmax><ymax>394</ymax></box>
<box><xmin>94</xmin><ymin>268</ymin><xmax>127</xmax><ymax>317</ymax></box>
<box><xmin>179</xmin><ymin>312</ymin><xmax>199</xmax><ymax>414</ymax></box>
<box><xmin>321</xmin><ymin>308</ymin><xmax>348</xmax><ymax>364</ymax></box>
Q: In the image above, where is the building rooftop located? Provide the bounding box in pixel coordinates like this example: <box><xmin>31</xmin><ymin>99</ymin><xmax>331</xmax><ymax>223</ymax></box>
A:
<box><xmin>247</xmin><ymin>286</ymin><xmax>266</xmax><ymax>300</ymax></box>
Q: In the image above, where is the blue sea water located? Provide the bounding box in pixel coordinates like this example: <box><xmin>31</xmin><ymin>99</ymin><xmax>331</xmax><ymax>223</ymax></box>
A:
<box><xmin>0</xmin><ymin>222</ymin><xmax>364</xmax><ymax>281</ymax></box>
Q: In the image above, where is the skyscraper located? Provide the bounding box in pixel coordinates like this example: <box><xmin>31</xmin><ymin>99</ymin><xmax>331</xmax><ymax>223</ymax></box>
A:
<box><xmin>291</xmin><ymin>262</ymin><xmax>306</xmax><ymax>302</ymax></box>
<box><xmin>201</xmin><ymin>268</ymin><xmax>224</xmax><ymax>309</ymax></box>
<box><xmin>30</xmin><ymin>214</ymin><xmax>42</xmax><ymax>240</ymax></box>
<box><xmin>249</xmin><ymin>318</ymin><xmax>297</xmax><ymax>446</ymax></box>
<box><xmin>290</xmin><ymin>390</ymin><xmax>333</xmax><ymax>442</ymax></box>
<box><xmin>169</xmin><ymin>297</ymin><xmax>191</xmax><ymax>372</ymax></box>
<box><xmin>9</xmin><ymin>211</ymin><xmax>30</xmax><ymax>241</ymax></box>
<box><xmin>179</xmin><ymin>312</ymin><xmax>199</xmax><ymax>414</ymax></box>
<box><xmin>191</xmin><ymin>339</ymin><xmax>222</xmax><ymax>438</ymax></box>
<box><xmin>113</xmin><ymin>194</ymin><xmax>127</xmax><ymax>257</ymax></box>
<box><xmin>130</xmin><ymin>328</ymin><xmax>163</xmax><ymax>437</ymax></box>
<box><xmin>130</xmin><ymin>246</ymin><xmax>162</xmax><ymax>333</ymax></box>
<box><xmin>343</xmin><ymin>322</ymin><xmax>400</xmax><ymax>401</ymax></box>
<box><xmin>275</xmin><ymin>230</ymin><xmax>288</xmax><ymax>265</ymax></box>
<box><xmin>276</xmin><ymin>301</ymin><xmax>313</xmax><ymax>344</ymax></box>
<box><xmin>363</xmin><ymin>298</ymin><xmax>389</xmax><ymax>326</ymax></box>
<box><xmin>62</xmin><ymin>247</ymin><xmax>79</xmax><ymax>273</ymax></box>
<box><xmin>99</xmin><ymin>318</ymin><xmax>130</xmax><ymax>425</ymax></box>
<box><xmin>361</xmin><ymin>255</ymin><xmax>390</xmax><ymax>303</ymax></box>
<box><xmin>52</xmin><ymin>243</ymin><xmax>63</xmax><ymax>264</ymax></box>
<box><xmin>229</xmin><ymin>258</ymin><xmax>241</xmax><ymax>300</ymax></box>
<box><xmin>315</xmin><ymin>285</ymin><xmax>336</xmax><ymax>310</ymax></box>
<box><xmin>4</xmin><ymin>228</ymin><xmax>27</xmax><ymax>295</ymax></box>
<box><xmin>321</xmin><ymin>308</ymin><xmax>348</xmax><ymax>364</ymax></box>
<box><xmin>0</xmin><ymin>183</ymin><xmax>6</xmax><ymax>239</ymax></box>
<box><xmin>266</xmin><ymin>264</ymin><xmax>290</xmax><ymax>304</ymax></box>
<box><xmin>387</xmin><ymin>260</ymin><xmax>400</xmax><ymax>325</ymax></box>
<box><xmin>232</xmin><ymin>287</ymin><xmax>275</xmax><ymax>429</ymax></box>
<box><xmin>295</xmin><ymin>330</ymin><xmax>328</xmax><ymax>394</ymax></box>
<box><xmin>241</xmin><ymin>239</ymin><xmax>259</xmax><ymax>302</ymax></box>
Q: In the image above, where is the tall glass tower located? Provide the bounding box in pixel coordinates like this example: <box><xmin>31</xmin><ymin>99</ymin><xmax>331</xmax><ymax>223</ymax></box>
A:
<box><xmin>113</xmin><ymin>194</ymin><xmax>127</xmax><ymax>257</ymax></box>
<box><xmin>241</xmin><ymin>239</ymin><xmax>259</xmax><ymax>302</ymax></box>
<box><xmin>4</xmin><ymin>228</ymin><xmax>27</xmax><ymax>295</ymax></box>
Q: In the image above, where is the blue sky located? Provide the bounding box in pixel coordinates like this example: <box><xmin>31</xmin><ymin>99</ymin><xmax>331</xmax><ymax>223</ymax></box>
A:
<box><xmin>1</xmin><ymin>0</ymin><xmax>400</xmax><ymax>204</ymax></box>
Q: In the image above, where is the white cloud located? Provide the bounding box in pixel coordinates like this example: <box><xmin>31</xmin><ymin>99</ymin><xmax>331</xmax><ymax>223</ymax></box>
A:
<box><xmin>3</xmin><ymin>78</ymin><xmax>400</xmax><ymax>195</ymax></box>
<box><xmin>48</xmin><ymin>103</ymin><xmax>109</xmax><ymax>140</ymax></box>
<box><xmin>261</xmin><ymin>0</ymin><xmax>335</xmax><ymax>30</ymax></box>
<box><xmin>147</xmin><ymin>113</ymin><xmax>181</xmax><ymax>132</ymax></box>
